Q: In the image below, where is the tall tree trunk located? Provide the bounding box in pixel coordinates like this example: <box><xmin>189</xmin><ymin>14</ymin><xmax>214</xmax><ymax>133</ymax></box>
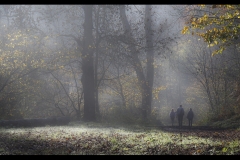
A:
<box><xmin>145</xmin><ymin>5</ymin><xmax>154</xmax><ymax>116</ymax></box>
<box><xmin>119</xmin><ymin>5</ymin><xmax>149</xmax><ymax>121</ymax></box>
<box><xmin>82</xmin><ymin>5</ymin><xmax>96</xmax><ymax>121</ymax></box>
<box><xmin>94</xmin><ymin>6</ymin><xmax>100</xmax><ymax>117</ymax></box>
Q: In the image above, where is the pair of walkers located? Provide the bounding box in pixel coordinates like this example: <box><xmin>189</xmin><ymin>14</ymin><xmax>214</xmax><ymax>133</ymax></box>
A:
<box><xmin>169</xmin><ymin>105</ymin><xmax>194</xmax><ymax>127</ymax></box>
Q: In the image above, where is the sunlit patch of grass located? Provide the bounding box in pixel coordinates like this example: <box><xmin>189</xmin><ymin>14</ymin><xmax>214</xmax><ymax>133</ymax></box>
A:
<box><xmin>0</xmin><ymin>122</ymin><xmax>239</xmax><ymax>155</ymax></box>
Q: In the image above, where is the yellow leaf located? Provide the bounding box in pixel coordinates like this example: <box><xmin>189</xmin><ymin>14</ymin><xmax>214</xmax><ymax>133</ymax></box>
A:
<box><xmin>181</xmin><ymin>26</ymin><xmax>189</xmax><ymax>34</ymax></box>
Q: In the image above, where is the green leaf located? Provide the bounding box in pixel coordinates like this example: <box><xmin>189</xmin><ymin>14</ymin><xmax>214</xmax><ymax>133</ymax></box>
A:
<box><xmin>222</xmin><ymin>147</ymin><xmax>228</xmax><ymax>152</ymax></box>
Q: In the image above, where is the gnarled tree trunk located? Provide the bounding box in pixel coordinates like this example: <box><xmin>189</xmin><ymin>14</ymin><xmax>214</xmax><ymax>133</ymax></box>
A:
<box><xmin>119</xmin><ymin>5</ymin><xmax>155</xmax><ymax>122</ymax></box>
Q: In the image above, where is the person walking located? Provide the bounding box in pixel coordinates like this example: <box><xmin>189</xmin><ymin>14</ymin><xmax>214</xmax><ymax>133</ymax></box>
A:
<box><xmin>169</xmin><ymin>108</ymin><xmax>176</xmax><ymax>126</ymax></box>
<box><xmin>176</xmin><ymin>105</ymin><xmax>184</xmax><ymax>127</ymax></box>
<box><xmin>187</xmin><ymin>108</ymin><xmax>194</xmax><ymax>127</ymax></box>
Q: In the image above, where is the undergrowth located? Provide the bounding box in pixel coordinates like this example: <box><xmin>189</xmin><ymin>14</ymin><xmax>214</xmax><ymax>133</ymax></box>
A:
<box><xmin>210</xmin><ymin>115</ymin><xmax>240</xmax><ymax>129</ymax></box>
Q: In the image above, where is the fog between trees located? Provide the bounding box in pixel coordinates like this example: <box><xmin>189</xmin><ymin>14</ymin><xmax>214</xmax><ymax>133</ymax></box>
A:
<box><xmin>0</xmin><ymin>5</ymin><xmax>239</xmax><ymax>126</ymax></box>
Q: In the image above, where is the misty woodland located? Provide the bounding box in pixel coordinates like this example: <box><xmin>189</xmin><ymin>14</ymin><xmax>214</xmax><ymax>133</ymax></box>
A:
<box><xmin>0</xmin><ymin>5</ymin><xmax>240</xmax><ymax>155</ymax></box>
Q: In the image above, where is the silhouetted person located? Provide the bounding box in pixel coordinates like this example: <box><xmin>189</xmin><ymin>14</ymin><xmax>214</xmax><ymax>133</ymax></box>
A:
<box><xmin>169</xmin><ymin>108</ymin><xmax>176</xmax><ymax>126</ymax></box>
<box><xmin>187</xmin><ymin>108</ymin><xmax>194</xmax><ymax>127</ymax></box>
<box><xmin>176</xmin><ymin>105</ymin><xmax>184</xmax><ymax>127</ymax></box>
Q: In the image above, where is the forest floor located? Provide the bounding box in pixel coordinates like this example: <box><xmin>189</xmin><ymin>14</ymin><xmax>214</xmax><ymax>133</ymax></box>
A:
<box><xmin>0</xmin><ymin>122</ymin><xmax>240</xmax><ymax>155</ymax></box>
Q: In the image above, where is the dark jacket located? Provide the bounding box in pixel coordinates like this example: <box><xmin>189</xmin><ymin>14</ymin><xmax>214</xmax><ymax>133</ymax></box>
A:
<box><xmin>176</xmin><ymin>107</ymin><xmax>184</xmax><ymax>117</ymax></box>
<box><xmin>187</xmin><ymin>110</ymin><xmax>194</xmax><ymax>120</ymax></box>
<box><xmin>169</xmin><ymin>111</ymin><xmax>175</xmax><ymax>120</ymax></box>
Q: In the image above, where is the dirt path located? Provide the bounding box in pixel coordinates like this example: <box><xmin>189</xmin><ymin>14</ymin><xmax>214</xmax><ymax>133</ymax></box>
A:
<box><xmin>154</xmin><ymin>125</ymin><xmax>240</xmax><ymax>142</ymax></box>
<box><xmin>159</xmin><ymin>125</ymin><xmax>227</xmax><ymax>132</ymax></box>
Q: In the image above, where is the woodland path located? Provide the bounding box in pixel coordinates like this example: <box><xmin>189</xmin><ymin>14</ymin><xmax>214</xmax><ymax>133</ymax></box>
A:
<box><xmin>159</xmin><ymin>125</ymin><xmax>227</xmax><ymax>131</ymax></box>
<box><xmin>154</xmin><ymin>125</ymin><xmax>240</xmax><ymax>141</ymax></box>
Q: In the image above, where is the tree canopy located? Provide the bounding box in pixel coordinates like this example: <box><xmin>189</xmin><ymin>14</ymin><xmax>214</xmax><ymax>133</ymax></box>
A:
<box><xmin>182</xmin><ymin>4</ymin><xmax>240</xmax><ymax>55</ymax></box>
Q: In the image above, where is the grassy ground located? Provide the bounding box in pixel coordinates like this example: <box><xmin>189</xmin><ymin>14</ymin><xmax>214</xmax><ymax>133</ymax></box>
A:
<box><xmin>0</xmin><ymin>121</ymin><xmax>240</xmax><ymax>155</ymax></box>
